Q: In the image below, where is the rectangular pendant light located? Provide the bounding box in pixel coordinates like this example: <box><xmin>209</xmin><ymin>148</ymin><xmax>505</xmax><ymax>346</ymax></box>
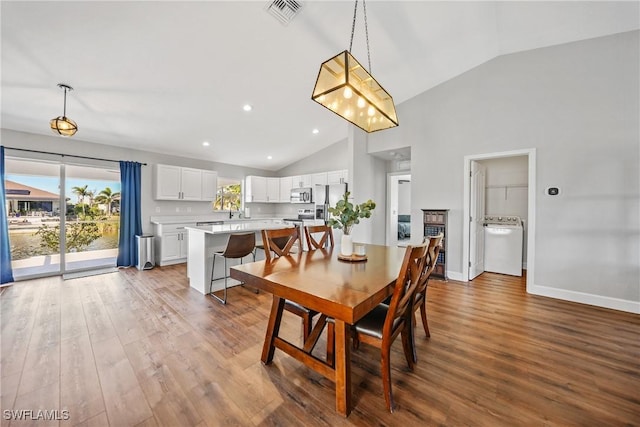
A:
<box><xmin>312</xmin><ymin>50</ymin><xmax>398</xmax><ymax>133</ymax></box>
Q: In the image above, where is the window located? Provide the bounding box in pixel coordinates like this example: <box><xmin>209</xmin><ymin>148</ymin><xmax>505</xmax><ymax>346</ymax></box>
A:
<box><xmin>213</xmin><ymin>178</ymin><xmax>242</xmax><ymax>211</ymax></box>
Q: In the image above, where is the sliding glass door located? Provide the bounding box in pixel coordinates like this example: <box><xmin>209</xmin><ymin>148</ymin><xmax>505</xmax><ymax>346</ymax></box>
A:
<box><xmin>5</xmin><ymin>158</ymin><xmax>63</xmax><ymax>278</ymax></box>
<box><xmin>4</xmin><ymin>156</ymin><xmax>120</xmax><ymax>279</ymax></box>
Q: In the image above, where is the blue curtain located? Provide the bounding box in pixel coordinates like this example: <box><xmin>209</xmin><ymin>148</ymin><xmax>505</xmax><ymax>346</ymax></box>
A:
<box><xmin>1</xmin><ymin>146</ymin><xmax>15</xmax><ymax>284</ymax></box>
<box><xmin>116</xmin><ymin>161</ymin><xmax>142</xmax><ymax>267</ymax></box>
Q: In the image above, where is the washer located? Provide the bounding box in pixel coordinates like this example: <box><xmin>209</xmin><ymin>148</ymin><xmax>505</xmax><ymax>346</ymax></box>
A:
<box><xmin>483</xmin><ymin>216</ymin><xmax>523</xmax><ymax>277</ymax></box>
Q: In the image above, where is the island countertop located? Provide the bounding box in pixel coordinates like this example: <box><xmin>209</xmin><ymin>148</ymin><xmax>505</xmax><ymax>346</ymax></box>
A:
<box><xmin>185</xmin><ymin>221</ymin><xmax>291</xmax><ymax>235</ymax></box>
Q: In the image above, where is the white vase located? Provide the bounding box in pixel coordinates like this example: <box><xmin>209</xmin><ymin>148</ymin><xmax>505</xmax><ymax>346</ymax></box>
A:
<box><xmin>341</xmin><ymin>234</ymin><xmax>353</xmax><ymax>256</ymax></box>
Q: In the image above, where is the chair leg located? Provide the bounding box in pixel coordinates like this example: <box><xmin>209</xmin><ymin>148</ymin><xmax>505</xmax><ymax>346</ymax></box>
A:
<box><xmin>239</xmin><ymin>256</ymin><xmax>259</xmax><ymax>294</ymax></box>
<box><xmin>302</xmin><ymin>314</ymin><xmax>312</xmax><ymax>342</ymax></box>
<box><xmin>381</xmin><ymin>344</ymin><xmax>395</xmax><ymax>413</ymax></box>
<box><xmin>420</xmin><ymin>299</ymin><xmax>430</xmax><ymax>337</ymax></box>
<box><xmin>209</xmin><ymin>254</ymin><xmax>217</xmax><ymax>294</ymax></box>
<box><xmin>326</xmin><ymin>322</ymin><xmax>335</xmax><ymax>367</ymax></box>
<box><xmin>210</xmin><ymin>256</ymin><xmax>227</xmax><ymax>305</ymax></box>
<box><xmin>402</xmin><ymin>320</ymin><xmax>415</xmax><ymax>370</ymax></box>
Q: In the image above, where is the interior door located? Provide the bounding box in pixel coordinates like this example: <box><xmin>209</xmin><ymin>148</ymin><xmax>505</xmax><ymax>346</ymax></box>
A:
<box><xmin>469</xmin><ymin>161</ymin><xmax>486</xmax><ymax>279</ymax></box>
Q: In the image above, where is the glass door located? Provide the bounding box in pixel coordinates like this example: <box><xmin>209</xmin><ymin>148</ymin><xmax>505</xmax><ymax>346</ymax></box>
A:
<box><xmin>5</xmin><ymin>158</ymin><xmax>63</xmax><ymax>278</ymax></box>
<box><xmin>64</xmin><ymin>164</ymin><xmax>120</xmax><ymax>272</ymax></box>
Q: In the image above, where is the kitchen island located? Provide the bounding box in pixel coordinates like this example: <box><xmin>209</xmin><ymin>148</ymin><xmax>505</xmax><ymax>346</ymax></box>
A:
<box><xmin>186</xmin><ymin>221</ymin><xmax>293</xmax><ymax>295</ymax></box>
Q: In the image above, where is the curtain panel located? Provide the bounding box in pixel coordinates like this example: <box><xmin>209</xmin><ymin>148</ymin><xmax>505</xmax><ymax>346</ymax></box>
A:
<box><xmin>1</xmin><ymin>146</ymin><xmax>15</xmax><ymax>284</ymax></box>
<box><xmin>116</xmin><ymin>161</ymin><xmax>143</xmax><ymax>267</ymax></box>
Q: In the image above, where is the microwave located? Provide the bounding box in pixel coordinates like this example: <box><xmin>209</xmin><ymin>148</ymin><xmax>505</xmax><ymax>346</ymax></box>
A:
<box><xmin>290</xmin><ymin>187</ymin><xmax>313</xmax><ymax>204</ymax></box>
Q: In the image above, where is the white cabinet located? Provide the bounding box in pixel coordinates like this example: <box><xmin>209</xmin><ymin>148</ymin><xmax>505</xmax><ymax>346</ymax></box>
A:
<box><xmin>155</xmin><ymin>164</ymin><xmax>217</xmax><ymax>201</ymax></box>
<box><xmin>291</xmin><ymin>174</ymin><xmax>312</xmax><ymax>189</ymax></box>
<box><xmin>266</xmin><ymin>177</ymin><xmax>280</xmax><ymax>202</ymax></box>
<box><xmin>201</xmin><ymin>171</ymin><xmax>218</xmax><ymax>201</ymax></box>
<box><xmin>279</xmin><ymin>176</ymin><xmax>293</xmax><ymax>202</ymax></box>
<box><xmin>312</xmin><ymin>172</ymin><xmax>328</xmax><ymax>186</ymax></box>
<box><xmin>328</xmin><ymin>169</ymin><xmax>348</xmax><ymax>185</ymax></box>
<box><xmin>245</xmin><ymin>176</ymin><xmax>267</xmax><ymax>202</ymax></box>
<box><xmin>154</xmin><ymin>223</ymin><xmax>192</xmax><ymax>266</ymax></box>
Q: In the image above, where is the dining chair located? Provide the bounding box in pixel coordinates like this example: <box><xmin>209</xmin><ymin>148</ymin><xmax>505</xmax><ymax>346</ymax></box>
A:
<box><xmin>327</xmin><ymin>243</ymin><xmax>429</xmax><ymax>412</ymax></box>
<box><xmin>209</xmin><ymin>232</ymin><xmax>256</xmax><ymax>305</ymax></box>
<box><xmin>262</xmin><ymin>227</ymin><xmax>319</xmax><ymax>341</ymax></box>
<box><xmin>414</xmin><ymin>233</ymin><xmax>443</xmax><ymax>339</ymax></box>
<box><xmin>304</xmin><ymin>224</ymin><xmax>334</xmax><ymax>250</ymax></box>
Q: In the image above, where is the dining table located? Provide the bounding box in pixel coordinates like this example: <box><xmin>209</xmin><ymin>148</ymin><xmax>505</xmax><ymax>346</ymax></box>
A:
<box><xmin>229</xmin><ymin>243</ymin><xmax>407</xmax><ymax>417</ymax></box>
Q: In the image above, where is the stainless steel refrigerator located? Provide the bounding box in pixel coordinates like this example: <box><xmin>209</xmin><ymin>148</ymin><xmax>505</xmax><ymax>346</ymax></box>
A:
<box><xmin>314</xmin><ymin>183</ymin><xmax>348</xmax><ymax>223</ymax></box>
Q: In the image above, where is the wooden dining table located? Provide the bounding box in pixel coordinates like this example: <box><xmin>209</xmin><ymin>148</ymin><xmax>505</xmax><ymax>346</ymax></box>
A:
<box><xmin>229</xmin><ymin>244</ymin><xmax>407</xmax><ymax>417</ymax></box>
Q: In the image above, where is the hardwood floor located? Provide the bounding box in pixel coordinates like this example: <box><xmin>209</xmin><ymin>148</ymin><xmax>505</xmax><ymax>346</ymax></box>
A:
<box><xmin>1</xmin><ymin>266</ymin><xmax>638</xmax><ymax>426</ymax></box>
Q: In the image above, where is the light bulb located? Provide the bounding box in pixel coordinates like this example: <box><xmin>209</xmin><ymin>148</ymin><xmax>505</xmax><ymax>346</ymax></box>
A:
<box><xmin>343</xmin><ymin>87</ymin><xmax>353</xmax><ymax>99</ymax></box>
<box><xmin>367</xmin><ymin>106</ymin><xmax>376</xmax><ymax>116</ymax></box>
<box><xmin>345</xmin><ymin>108</ymin><xmax>353</xmax><ymax>117</ymax></box>
<box><xmin>357</xmin><ymin>97</ymin><xmax>365</xmax><ymax>108</ymax></box>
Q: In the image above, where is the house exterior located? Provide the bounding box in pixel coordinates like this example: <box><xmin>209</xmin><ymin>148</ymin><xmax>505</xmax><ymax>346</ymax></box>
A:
<box><xmin>4</xmin><ymin>179</ymin><xmax>60</xmax><ymax>217</ymax></box>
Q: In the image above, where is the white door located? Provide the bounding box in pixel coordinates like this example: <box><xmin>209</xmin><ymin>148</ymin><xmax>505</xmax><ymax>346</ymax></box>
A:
<box><xmin>386</xmin><ymin>173</ymin><xmax>411</xmax><ymax>246</ymax></box>
<box><xmin>469</xmin><ymin>161</ymin><xmax>486</xmax><ymax>279</ymax></box>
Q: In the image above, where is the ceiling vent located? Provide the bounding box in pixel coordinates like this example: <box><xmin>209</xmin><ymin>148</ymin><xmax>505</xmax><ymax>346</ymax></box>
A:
<box><xmin>265</xmin><ymin>0</ymin><xmax>303</xmax><ymax>26</ymax></box>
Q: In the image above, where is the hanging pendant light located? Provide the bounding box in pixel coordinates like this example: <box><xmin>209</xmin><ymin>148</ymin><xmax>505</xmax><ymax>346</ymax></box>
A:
<box><xmin>312</xmin><ymin>0</ymin><xmax>398</xmax><ymax>133</ymax></box>
<box><xmin>50</xmin><ymin>83</ymin><xmax>78</xmax><ymax>137</ymax></box>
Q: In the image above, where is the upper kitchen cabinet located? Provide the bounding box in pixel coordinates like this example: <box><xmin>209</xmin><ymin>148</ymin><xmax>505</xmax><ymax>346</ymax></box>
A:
<box><xmin>291</xmin><ymin>174</ymin><xmax>312</xmax><ymax>189</ymax></box>
<box><xmin>155</xmin><ymin>164</ymin><xmax>217</xmax><ymax>201</ymax></box>
<box><xmin>266</xmin><ymin>177</ymin><xmax>280</xmax><ymax>202</ymax></box>
<box><xmin>245</xmin><ymin>175</ymin><xmax>267</xmax><ymax>202</ymax></box>
<box><xmin>279</xmin><ymin>176</ymin><xmax>293</xmax><ymax>202</ymax></box>
<box><xmin>201</xmin><ymin>171</ymin><xmax>218</xmax><ymax>201</ymax></box>
<box><xmin>327</xmin><ymin>169</ymin><xmax>348</xmax><ymax>185</ymax></box>
<box><xmin>312</xmin><ymin>172</ymin><xmax>328</xmax><ymax>186</ymax></box>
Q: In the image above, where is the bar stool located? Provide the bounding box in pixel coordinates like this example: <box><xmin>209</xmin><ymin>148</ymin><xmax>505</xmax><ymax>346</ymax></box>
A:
<box><xmin>209</xmin><ymin>232</ymin><xmax>256</xmax><ymax>304</ymax></box>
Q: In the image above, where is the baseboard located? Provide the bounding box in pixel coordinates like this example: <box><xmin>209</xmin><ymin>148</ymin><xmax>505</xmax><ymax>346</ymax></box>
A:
<box><xmin>446</xmin><ymin>271</ymin><xmax>465</xmax><ymax>282</ymax></box>
<box><xmin>529</xmin><ymin>284</ymin><xmax>640</xmax><ymax>314</ymax></box>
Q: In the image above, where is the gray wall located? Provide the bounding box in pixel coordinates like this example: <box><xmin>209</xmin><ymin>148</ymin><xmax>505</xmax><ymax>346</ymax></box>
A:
<box><xmin>368</xmin><ymin>30</ymin><xmax>640</xmax><ymax>308</ymax></box>
<box><xmin>277</xmin><ymin>139</ymin><xmax>348</xmax><ymax>176</ymax></box>
<box><xmin>1</xmin><ymin>129</ymin><xmax>272</xmax><ymax>233</ymax></box>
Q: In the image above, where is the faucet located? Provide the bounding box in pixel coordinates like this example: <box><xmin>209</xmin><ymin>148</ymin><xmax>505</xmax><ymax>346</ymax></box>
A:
<box><xmin>229</xmin><ymin>208</ymin><xmax>233</xmax><ymax>219</ymax></box>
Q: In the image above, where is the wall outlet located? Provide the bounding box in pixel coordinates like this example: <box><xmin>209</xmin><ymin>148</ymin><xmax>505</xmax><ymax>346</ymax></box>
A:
<box><xmin>257</xmin><ymin>207</ymin><xmax>261</xmax><ymax>212</ymax></box>
<box><xmin>187</xmin><ymin>207</ymin><xmax>192</xmax><ymax>212</ymax></box>
<box><xmin>155</xmin><ymin>206</ymin><xmax>160</xmax><ymax>213</ymax></box>
<box><xmin>175</xmin><ymin>207</ymin><xmax>180</xmax><ymax>212</ymax></box>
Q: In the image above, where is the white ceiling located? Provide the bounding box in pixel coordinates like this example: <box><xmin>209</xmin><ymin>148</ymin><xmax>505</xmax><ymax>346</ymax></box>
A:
<box><xmin>2</xmin><ymin>1</ymin><xmax>638</xmax><ymax>171</ymax></box>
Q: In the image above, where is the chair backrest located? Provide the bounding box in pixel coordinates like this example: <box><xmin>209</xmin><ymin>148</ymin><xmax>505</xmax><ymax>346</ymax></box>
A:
<box><xmin>261</xmin><ymin>227</ymin><xmax>301</xmax><ymax>262</ymax></box>
<box><xmin>304</xmin><ymin>224</ymin><xmax>334</xmax><ymax>250</ymax></box>
<box><xmin>415</xmin><ymin>233</ymin><xmax>443</xmax><ymax>300</ymax></box>
<box><xmin>384</xmin><ymin>243</ymin><xmax>429</xmax><ymax>339</ymax></box>
<box><xmin>222</xmin><ymin>232</ymin><xmax>256</xmax><ymax>259</ymax></box>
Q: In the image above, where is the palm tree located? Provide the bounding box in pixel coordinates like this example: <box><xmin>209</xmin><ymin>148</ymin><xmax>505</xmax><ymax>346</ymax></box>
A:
<box><xmin>71</xmin><ymin>185</ymin><xmax>91</xmax><ymax>216</ymax></box>
<box><xmin>94</xmin><ymin>187</ymin><xmax>121</xmax><ymax>216</ymax></box>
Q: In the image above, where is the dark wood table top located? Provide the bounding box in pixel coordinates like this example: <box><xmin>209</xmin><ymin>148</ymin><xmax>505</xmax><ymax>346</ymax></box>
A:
<box><xmin>230</xmin><ymin>244</ymin><xmax>407</xmax><ymax>324</ymax></box>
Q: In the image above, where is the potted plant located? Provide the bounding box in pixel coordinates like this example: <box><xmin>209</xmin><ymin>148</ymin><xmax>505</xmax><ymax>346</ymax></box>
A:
<box><xmin>328</xmin><ymin>191</ymin><xmax>376</xmax><ymax>256</ymax></box>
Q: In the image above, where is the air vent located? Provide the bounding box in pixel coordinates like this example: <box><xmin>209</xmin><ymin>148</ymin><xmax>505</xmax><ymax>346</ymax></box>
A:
<box><xmin>265</xmin><ymin>0</ymin><xmax>303</xmax><ymax>26</ymax></box>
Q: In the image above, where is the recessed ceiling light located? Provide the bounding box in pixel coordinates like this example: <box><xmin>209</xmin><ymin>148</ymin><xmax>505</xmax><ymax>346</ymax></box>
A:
<box><xmin>312</xmin><ymin>128</ymin><xmax>319</xmax><ymax>134</ymax></box>
<box><xmin>243</xmin><ymin>104</ymin><xmax>252</xmax><ymax>112</ymax></box>
<box><xmin>267</xmin><ymin>155</ymin><xmax>273</xmax><ymax>160</ymax></box>
<box><xmin>202</xmin><ymin>141</ymin><xmax>210</xmax><ymax>147</ymax></box>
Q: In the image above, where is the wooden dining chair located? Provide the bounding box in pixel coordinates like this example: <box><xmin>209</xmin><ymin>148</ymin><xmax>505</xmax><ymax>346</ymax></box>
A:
<box><xmin>304</xmin><ymin>224</ymin><xmax>334</xmax><ymax>250</ymax></box>
<box><xmin>327</xmin><ymin>243</ymin><xmax>429</xmax><ymax>412</ymax></box>
<box><xmin>261</xmin><ymin>227</ymin><xmax>319</xmax><ymax>341</ymax></box>
<box><xmin>414</xmin><ymin>233</ymin><xmax>443</xmax><ymax>339</ymax></box>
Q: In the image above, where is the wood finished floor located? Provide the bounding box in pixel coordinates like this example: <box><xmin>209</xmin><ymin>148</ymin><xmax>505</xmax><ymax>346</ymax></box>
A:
<box><xmin>1</xmin><ymin>265</ymin><xmax>639</xmax><ymax>426</ymax></box>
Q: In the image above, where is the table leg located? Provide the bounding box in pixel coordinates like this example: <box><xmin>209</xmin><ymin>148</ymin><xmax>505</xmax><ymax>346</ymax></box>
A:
<box><xmin>261</xmin><ymin>295</ymin><xmax>285</xmax><ymax>364</ymax></box>
<box><xmin>334</xmin><ymin>319</ymin><xmax>351</xmax><ymax>416</ymax></box>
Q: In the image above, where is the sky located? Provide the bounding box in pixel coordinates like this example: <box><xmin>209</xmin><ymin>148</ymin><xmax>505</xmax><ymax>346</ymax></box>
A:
<box><xmin>6</xmin><ymin>175</ymin><xmax>120</xmax><ymax>201</ymax></box>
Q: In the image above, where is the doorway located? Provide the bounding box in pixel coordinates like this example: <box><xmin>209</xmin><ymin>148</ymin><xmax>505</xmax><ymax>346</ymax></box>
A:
<box><xmin>462</xmin><ymin>149</ymin><xmax>536</xmax><ymax>292</ymax></box>
<box><xmin>386</xmin><ymin>173</ymin><xmax>411</xmax><ymax>246</ymax></box>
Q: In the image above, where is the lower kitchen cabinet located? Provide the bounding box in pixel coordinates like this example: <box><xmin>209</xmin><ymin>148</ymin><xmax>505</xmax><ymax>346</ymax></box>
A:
<box><xmin>154</xmin><ymin>222</ymin><xmax>193</xmax><ymax>266</ymax></box>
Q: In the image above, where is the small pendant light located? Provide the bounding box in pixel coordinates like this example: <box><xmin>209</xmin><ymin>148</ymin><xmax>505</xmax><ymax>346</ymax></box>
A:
<box><xmin>50</xmin><ymin>83</ymin><xmax>78</xmax><ymax>137</ymax></box>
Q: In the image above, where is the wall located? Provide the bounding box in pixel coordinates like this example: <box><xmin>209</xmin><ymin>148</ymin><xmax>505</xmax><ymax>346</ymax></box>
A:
<box><xmin>367</xmin><ymin>31</ymin><xmax>640</xmax><ymax>310</ymax></box>
<box><xmin>1</xmin><ymin>129</ymin><xmax>272</xmax><ymax>233</ymax></box>
<box><xmin>277</xmin><ymin>139</ymin><xmax>348</xmax><ymax>176</ymax></box>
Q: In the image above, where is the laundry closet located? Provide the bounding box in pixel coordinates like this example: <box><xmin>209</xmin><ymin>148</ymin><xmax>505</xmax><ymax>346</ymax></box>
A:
<box><xmin>478</xmin><ymin>156</ymin><xmax>528</xmax><ymax>275</ymax></box>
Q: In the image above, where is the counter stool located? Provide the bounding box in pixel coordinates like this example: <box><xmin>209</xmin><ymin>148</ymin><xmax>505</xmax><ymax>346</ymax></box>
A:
<box><xmin>210</xmin><ymin>232</ymin><xmax>256</xmax><ymax>304</ymax></box>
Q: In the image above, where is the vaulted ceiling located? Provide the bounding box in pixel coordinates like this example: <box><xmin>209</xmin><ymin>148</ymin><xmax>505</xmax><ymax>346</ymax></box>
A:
<box><xmin>2</xmin><ymin>1</ymin><xmax>638</xmax><ymax>170</ymax></box>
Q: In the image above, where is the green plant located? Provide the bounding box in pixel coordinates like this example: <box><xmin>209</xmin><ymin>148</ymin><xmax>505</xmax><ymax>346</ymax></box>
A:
<box><xmin>327</xmin><ymin>191</ymin><xmax>376</xmax><ymax>235</ymax></box>
<box><xmin>35</xmin><ymin>222</ymin><xmax>101</xmax><ymax>252</ymax></box>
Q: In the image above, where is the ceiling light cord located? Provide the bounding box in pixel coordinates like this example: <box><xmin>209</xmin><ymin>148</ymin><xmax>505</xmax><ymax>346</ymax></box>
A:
<box><xmin>348</xmin><ymin>0</ymin><xmax>372</xmax><ymax>73</ymax></box>
<box><xmin>62</xmin><ymin>86</ymin><xmax>68</xmax><ymax>117</ymax></box>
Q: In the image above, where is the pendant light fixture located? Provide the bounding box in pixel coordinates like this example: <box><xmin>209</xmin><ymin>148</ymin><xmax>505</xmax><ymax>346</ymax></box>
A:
<box><xmin>50</xmin><ymin>83</ymin><xmax>78</xmax><ymax>137</ymax></box>
<box><xmin>311</xmin><ymin>0</ymin><xmax>398</xmax><ymax>133</ymax></box>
